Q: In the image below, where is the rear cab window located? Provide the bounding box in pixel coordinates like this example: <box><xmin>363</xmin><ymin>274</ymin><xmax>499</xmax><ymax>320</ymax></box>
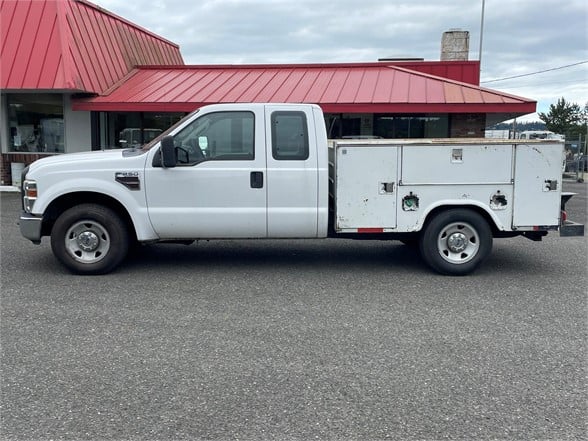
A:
<box><xmin>271</xmin><ymin>111</ymin><xmax>309</xmax><ymax>161</ymax></box>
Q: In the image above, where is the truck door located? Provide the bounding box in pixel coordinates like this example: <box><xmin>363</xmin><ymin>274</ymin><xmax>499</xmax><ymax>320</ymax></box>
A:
<box><xmin>265</xmin><ymin>105</ymin><xmax>320</xmax><ymax>237</ymax></box>
<box><xmin>144</xmin><ymin>109</ymin><xmax>268</xmax><ymax>238</ymax></box>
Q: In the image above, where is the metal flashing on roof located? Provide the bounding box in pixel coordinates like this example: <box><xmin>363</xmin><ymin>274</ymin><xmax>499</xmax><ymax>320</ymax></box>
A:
<box><xmin>72</xmin><ymin>0</ymin><xmax>180</xmax><ymax>48</ymax></box>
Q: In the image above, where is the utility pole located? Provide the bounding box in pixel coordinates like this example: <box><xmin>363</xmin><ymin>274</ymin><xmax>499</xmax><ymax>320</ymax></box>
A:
<box><xmin>479</xmin><ymin>0</ymin><xmax>486</xmax><ymax>73</ymax></box>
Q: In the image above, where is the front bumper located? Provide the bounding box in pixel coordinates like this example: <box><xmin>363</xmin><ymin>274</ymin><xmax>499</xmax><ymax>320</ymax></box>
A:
<box><xmin>19</xmin><ymin>211</ymin><xmax>43</xmax><ymax>244</ymax></box>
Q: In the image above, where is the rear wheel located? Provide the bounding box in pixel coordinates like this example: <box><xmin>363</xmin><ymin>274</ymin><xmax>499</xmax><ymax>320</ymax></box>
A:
<box><xmin>419</xmin><ymin>209</ymin><xmax>492</xmax><ymax>276</ymax></box>
<box><xmin>51</xmin><ymin>204</ymin><xmax>129</xmax><ymax>275</ymax></box>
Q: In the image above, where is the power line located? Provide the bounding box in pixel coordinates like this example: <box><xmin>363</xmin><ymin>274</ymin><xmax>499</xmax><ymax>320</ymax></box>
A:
<box><xmin>481</xmin><ymin>60</ymin><xmax>588</xmax><ymax>84</ymax></box>
<box><xmin>495</xmin><ymin>78</ymin><xmax>588</xmax><ymax>89</ymax></box>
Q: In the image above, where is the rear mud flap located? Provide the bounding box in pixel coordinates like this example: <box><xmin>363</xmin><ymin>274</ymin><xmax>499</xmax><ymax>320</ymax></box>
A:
<box><xmin>560</xmin><ymin>221</ymin><xmax>584</xmax><ymax>237</ymax></box>
<box><xmin>560</xmin><ymin>192</ymin><xmax>585</xmax><ymax>237</ymax></box>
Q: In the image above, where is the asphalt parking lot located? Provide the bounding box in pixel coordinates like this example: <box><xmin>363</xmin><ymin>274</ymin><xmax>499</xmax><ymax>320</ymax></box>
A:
<box><xmin>1</xmin><ymin>182</ymin><xmax>587</xmax><ymax>440</ymax></box>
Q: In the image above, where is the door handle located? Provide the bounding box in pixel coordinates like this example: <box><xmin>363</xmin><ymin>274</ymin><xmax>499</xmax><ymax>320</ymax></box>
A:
<box><xmin>250</xmin><ymin>171</ymin><xmax>263</xmax><ymax>188</ymax></box>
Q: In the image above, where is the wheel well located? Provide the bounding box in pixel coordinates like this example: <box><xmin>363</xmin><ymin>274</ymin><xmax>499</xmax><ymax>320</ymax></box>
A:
<box><xmin>423</xmin><ymin>205</ymin><xmax>499</xmax><ymax>235</ymax></box>
<box><xmin>41</xmin><ymin>192</ymin><xmax>137</xmax><ymax>241</ymax></box>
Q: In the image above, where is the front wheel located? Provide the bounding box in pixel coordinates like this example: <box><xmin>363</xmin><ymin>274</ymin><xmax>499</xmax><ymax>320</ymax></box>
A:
<box><xmin>419</xmin><ymin>209</ymin><xmax>492</xmax><ymax>276</ymax></box>
<box><xmin>51</xmin><ymin>204</ymin><xmax>129</xmax><ymax>275</ymax></box>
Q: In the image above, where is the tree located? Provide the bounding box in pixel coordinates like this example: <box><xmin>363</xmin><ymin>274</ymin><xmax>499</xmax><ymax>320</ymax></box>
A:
<box><xmin>538</xmin><ymin>97</ymin><xmax>584</xmax><ymax>137</ymax></box>
<box><xmin>570</xmin><ymin>101</ymin><xmax>588</xmax><ymax>142</ymax></box>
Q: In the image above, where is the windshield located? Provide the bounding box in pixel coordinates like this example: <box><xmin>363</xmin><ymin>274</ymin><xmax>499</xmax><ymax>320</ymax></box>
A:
<box><xmin>142</xmin><ymin>109</ymin><xmax>200</xmax><ymax>151</ymax></box>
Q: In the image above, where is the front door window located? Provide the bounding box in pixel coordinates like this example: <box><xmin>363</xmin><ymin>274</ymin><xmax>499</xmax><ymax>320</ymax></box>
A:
<box><xmin>171</xmin><ymin>111</ymin><xmax>255</xmax><ymax>164</ymax></box>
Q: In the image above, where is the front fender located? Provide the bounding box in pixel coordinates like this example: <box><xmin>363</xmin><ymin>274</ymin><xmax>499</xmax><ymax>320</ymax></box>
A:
<box><xmin>32</xmin><ymin>178</ymin><xmax>158</xmax><ymax>241</ymax></box>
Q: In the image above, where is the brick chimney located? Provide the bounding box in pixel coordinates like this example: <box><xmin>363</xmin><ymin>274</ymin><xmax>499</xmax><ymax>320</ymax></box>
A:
<box><xmin>441</xmin><ymin>30</ymin><xmax>470</xmax><ymax>61</ymax></box>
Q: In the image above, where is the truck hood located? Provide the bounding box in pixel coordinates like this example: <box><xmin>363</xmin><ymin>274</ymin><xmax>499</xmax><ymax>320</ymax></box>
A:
<box><xmin>26</xmin><ymin>148</ymin><xmax>148</xmax><ymax>178</ymax></box>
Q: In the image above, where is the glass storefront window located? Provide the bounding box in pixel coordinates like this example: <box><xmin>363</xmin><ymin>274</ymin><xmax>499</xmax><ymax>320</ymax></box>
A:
<box><xmin>374</xmin><ymin>114</ymin><xmax>449</xmax><ymax>138</ymax></box>
<box><xmin>325</xmin><ymin>114</ymin><xmax>365</xmax><ymax>138</ymax></box>
<box><xmin>100</xmin><ymin>112</ymin><xmax>185</xmax><ymax>149</ymax></box>
<box><xmin>325</xmin><ymin>113</ymin><xmax>448</xmax><ymax>139</ymax></box>
<box><xmin>6</xmin><ymin>93</ymin><xmax>64</xmax><ymax>153</ymax></box>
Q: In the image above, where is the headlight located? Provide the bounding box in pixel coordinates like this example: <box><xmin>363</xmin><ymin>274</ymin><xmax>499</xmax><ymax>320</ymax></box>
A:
<box><xmin>23</xmin><ymin>180</ymin><xmax>37</xmax><ymax>212</ymax></box>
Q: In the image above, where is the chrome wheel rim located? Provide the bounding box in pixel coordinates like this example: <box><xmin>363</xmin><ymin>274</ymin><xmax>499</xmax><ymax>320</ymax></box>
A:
<box><xmin>65</xmin><ymin>221</ymin><xmax>110</xmax><ymax>263</ymax></box>
<box><xmin>437</xmin><ymin>221</ymin><xmax>479</xmax><ymax>265</ymax></box>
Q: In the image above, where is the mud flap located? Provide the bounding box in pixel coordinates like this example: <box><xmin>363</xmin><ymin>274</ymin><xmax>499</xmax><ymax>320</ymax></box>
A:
<box><xmin>560</xmin><ymin>192</ymin><xmax>584</xmax><ymax>236</ymax></box>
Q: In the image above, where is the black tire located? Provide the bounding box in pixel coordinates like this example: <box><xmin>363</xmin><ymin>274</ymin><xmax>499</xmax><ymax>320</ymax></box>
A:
<box><xmin>50</xmin><ymin>204</ymin><xmax>129</xmax><ymax>275</ymax></box>
<box><xmin>419</xmin><ymin>209</ymin><xmax>492</xmax><ymax>276</ymax></box>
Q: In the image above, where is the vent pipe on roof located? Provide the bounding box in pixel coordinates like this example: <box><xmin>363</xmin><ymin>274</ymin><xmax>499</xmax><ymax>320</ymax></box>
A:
<box><xmin>441</xmin><ymin>29</ymin><xmax>469</xmax><ymax>61</ymax></box>
<box><xmin>377</xmin><ymin>58</ymin><xmax>425</xmax><ymax>62</ymax></box>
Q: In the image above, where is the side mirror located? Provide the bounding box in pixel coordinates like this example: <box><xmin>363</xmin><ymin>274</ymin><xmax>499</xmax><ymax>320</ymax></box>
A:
<box><xmin>160</xmin><ymin>135</ymin><xmax>176</xmax><ymax>168</ymax></box>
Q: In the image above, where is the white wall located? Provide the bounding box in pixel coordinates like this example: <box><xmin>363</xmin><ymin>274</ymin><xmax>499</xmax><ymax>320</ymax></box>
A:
<box><xmin>64</xmin><ymin>94</ymin><xmax>92</xmax><ymax>153</ymax></box>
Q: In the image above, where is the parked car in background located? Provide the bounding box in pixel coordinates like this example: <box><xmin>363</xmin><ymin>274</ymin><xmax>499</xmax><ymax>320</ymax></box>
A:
<box><xmin>119</xmin><ymin>128</ymin><xmax>162</xmax><ymax>148</ymax></box>
<box><xmin>518</xmin><ymin>130</ymin><xmax>565</xmax><ymax>141</ymax></box>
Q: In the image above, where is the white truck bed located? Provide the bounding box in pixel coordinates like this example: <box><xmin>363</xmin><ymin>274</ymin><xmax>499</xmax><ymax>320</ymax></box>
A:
<box><xmin>329</xmin><ymin>138</ymin><xmax>564</xmax><ymax>234</ymax></box>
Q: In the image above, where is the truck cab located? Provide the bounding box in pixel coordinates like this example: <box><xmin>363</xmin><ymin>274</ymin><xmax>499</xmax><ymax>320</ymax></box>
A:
<box><xmin>148</xmin><ymin>103</ymin><xmax>329</xmax><ymax>239</ymax></box>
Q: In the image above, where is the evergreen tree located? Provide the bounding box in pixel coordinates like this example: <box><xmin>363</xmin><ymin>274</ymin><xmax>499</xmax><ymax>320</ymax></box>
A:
<box><xmin>538</xmin><ymin>97</ymin><xmax>583</xmax><ymax>137</ymax></box>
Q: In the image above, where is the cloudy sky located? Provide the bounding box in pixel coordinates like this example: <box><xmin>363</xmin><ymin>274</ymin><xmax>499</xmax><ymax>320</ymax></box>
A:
<box><xmin>95</xmin><ymin>0</ymin><xmax>587</xmax><ymax>122</ymax></box>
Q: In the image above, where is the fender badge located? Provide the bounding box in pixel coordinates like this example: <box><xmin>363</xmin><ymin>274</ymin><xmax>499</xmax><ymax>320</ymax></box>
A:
<box><xmin>115</xmin><ymin>172</ymin><xmax>140</xmax><ymax>190</ymax></box>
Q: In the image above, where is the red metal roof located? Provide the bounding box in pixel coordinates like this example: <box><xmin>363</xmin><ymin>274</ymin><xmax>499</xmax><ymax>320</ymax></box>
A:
<box><xmin>0</xmin><ymin>0</ymin><xmax>184</xmax><ymax>93</ymax></box>
<box><xmin>73</xmin><ymin>64</ymin><xmax>535</xmax><ymax>115</ymax></box>
<box><xmin>375</xmin><ymin>60</ymin><xmax>480</xmax><ymax>85</ymax></box>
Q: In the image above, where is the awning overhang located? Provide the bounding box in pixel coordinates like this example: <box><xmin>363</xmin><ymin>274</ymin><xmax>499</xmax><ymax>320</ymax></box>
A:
<box><xmin>72</xmin><ymin>64</ymin><xmax>536</xmax><ymax>117</ymax></box>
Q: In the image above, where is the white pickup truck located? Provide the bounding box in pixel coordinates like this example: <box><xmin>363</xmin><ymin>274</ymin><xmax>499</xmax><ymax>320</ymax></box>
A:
<box><xmin>19</xmin><ymin>103</ymin><xmax>583</xmax><ymax>275</ymax></box>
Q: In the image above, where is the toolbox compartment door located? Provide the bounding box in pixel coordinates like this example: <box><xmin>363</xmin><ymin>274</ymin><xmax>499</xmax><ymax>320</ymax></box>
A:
<box><xmin>513</xmin><ymin>143</ymin><xmax>561</xmax><ymax>228</ymax></box>
<box><xmin>335</xmin><ymin>146</ymin><xmax>398</xmax><ymax>230</ymax></box>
